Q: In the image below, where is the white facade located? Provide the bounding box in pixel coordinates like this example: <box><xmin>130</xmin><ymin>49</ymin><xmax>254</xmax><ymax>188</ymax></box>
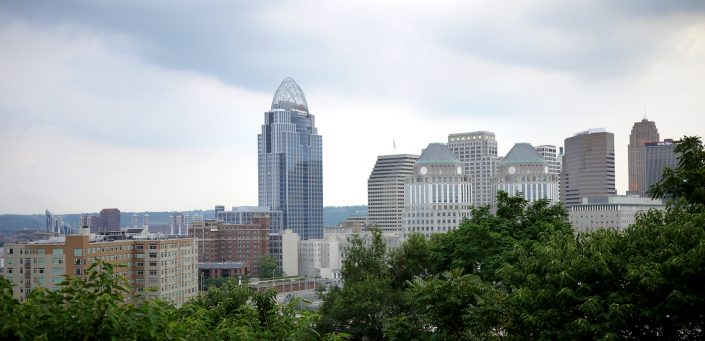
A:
<box><xmin>402</xmin><ymin>143</ymin><xmax>472</xmax><ymax>238</ymax></box>
<box><xmin>569</xmin><ymin>196</ymin><xmax>665</xmax><ymax>233</ymax></box>
<box><xmin>495</xmin><ymin>143</ymin><xmax>560</xmax><ymax>203</ymax></box>
<box><xmin>535</xmin><ymin>145</ymin><xmax>562</xmax><ymax>175</ymax></box>
<box><xmin>448</xmin><ymin>131</ymin><xmax>498</xmax><ymax>207</ymax></box>
<box><xmin>298</xmin><ymin>238</ymin><xmax>341</xmax><ymax>279</ymax></box>
<box><xmin>280</xmin><ymin>229</ymin><xmax>299</xmax><ymax>277</ymax></box>
<box><xmin>289</xmin><ymin>227</ymin><xmax>403</xmax><ymax>280</ymax></box>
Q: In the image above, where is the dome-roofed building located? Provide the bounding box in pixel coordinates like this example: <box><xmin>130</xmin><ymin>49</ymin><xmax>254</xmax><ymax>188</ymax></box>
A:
<box><xmin>402</xmin><ymin>143</ymin><xmax>472</xmax><ymax>238</ymax></box>
<box><xmin>258</xmin><ymin>77</ymin><xmax>323</xmax><ymax>240</ymax></box>
<box><xmin>494</xmin><ymin>143</ymin><xmax>559</xmax><ymax>203</ymax></box>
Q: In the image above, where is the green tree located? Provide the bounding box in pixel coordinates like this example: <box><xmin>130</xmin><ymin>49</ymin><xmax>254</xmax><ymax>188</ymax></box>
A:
<box><xmin>388</xmin><ymin>232</ymin><xmax>431</xmax><ymax>288</ymax></box>
<box><xmin>429</xmin><ymin>192</ymin><xmax>571</xmax><ymax>281</ymax></box>
<box><xmin>259</xmin><ymin>254</ymin><xmax>281</xmax><ymax>278</ymax></box>
<box><xmin>648</xmin><ymin>136</ymin><xmax>705</xmax><ymax>206</ymax></box>
<box><xmin>0</xmin><ymin>259</ymin><xmax>341</xmax><ymax>340</ymax></box>
<box><xmin>318</xmin><ymin>229</ymin><xmax>397</xmax><ymax>340</ymax></box>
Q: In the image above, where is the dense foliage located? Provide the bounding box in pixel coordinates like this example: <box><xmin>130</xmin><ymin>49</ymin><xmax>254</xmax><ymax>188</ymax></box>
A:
<box><xmin>318</xmin><ymin>136</ymin><xmax>705</xmax><ymax>340</ymax></box>
<box><xmin>0</xmin><ymin>260</ymin><xmax>343</xmax><ymax>340</ymax></box>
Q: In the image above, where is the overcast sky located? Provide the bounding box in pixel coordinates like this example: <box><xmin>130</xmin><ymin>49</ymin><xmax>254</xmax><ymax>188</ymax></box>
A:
<box><xmin>1</xmin><ymin>0</ymin><xmax>705</xmax><ymax>214</ymax></box>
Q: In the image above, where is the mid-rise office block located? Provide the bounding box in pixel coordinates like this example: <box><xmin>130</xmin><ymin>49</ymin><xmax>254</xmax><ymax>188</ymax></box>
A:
<box><xmin>560</xmin><ymin>129</ymin><xmax>616</xmax><ymax>206</ymax></box>
<box><xmin>217</xmin><ymin>206</ymin><xmax>283</xmax><ymax>233</ymax></box>
<box><xmin>448</xmin><ymin>131</ymin><xmax>498</xmax><ymax>207</ymax></box>
<box><xmin>643</xmin><ymin>140</ymin><xmax>679</xmax><ymax>195</ymax></box>
<box><xmin>495</xmin><ymin>143</ymin><xmax>559</xmax><ymax>203</ymax></box>
<box><xmin>2</xmin><ymin>231</ymin><xmax>198</xmax><ymax>306</ymax></box>
<box><xmin>569</xmin><ymin>196</ymin><xmax>664</xmax><ymax>233</ymax></box>
<box><xmin>627</xmin><ymin>118</ymin><xmax>660</xmax><ymax>196</ymax></box>
<box><xmin>80</xmin><ymin>214</ymin><xmax>100</xmax><ymax>231</ymax></box>
<box><xmin>258</xmin><ymin>77</ymin><xmax>323</xmax><ymax>240</ymax></box>
<box><xmin>97</xmin><ymin>208</ymin><xmax>121</xmax><ymax>233</ymax></box>
<box><xmin>402</xmin><ymin>143</ymin><xmax>472</xmax><ymax>237</ymax></box>
<box><xmin>189</xmin><ymin>218</ymin><xmax>270</xmax><ymax>278</ymax></box>
<box><xmin>367</xmin><ymin>154</ymin><xmax>418</xmax><ymax>233</ymax></box>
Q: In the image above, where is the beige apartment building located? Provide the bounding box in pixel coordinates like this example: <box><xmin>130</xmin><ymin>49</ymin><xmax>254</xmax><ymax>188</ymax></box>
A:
<box><xmin>2</xmin><ymin>231</ymin><xmax>198</xmax><ymax>306</ymax></box>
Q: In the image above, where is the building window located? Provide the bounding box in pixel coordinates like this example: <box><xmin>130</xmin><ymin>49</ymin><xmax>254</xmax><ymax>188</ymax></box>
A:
<box><xmin>149</xmin><ymin>253</ymin><xmax>157</xmax><ymax>258</ymax></box>
<box><xmin>73</xmin><ymin>249</ymin><xmax>83</xmax><ymax>257</ymax></box>
<box><xmin>75</xmin><ymin>268</ymin><xmax>81</xmax><ymax>275</ymax></box>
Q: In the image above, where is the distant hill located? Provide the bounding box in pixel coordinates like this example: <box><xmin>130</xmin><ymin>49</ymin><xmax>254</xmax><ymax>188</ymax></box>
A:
<box><xmin>323</xmin><ymin>205</ymin><xmax>367</xmax><ymax>227</ymax></box>
<box><xmin>0</xmin><ymin>215</ymin><xmax>46</xmax><ymax>231</ymax></box>
<box><xmin>1</xmin><ymin>205</ymin><xmax>368</xmax><ymax>231</ymax></box>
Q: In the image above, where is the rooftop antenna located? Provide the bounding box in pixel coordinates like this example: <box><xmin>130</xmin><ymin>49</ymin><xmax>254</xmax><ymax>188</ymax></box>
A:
<box><xmin>644</xmin><ymin>104</ymin><xmax>647</xmax><ymax>120</ymax></box>
<box><xmin>393</xmin><ymin>139</ymin><xmax>396</xmax><ymax>150</ymax></box>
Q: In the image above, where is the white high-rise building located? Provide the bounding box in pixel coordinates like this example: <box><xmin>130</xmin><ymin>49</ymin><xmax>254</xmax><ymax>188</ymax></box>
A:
<box><xmin>367</xmin><ymin>154</ymin><xmax>419</xmax><ymax>233</ymax></box>
<box><xmin>131</xmin><ymin>214</ymin><xmax>140</xmax><ymax>228</ymax></box>
<box><xmin>402</xmin><ymin>143</ymin><xmax>472</xmax><ymax>238</ymax></box>
<box><xmin>447</xmin><ymin>131</ymin><xmax>498</xmax><ymax>207</ymax></box>
<box><xmin>494</xmin><ymin>143</ymin><xmax>559</xmax><ymax>203</ymax></box>
<box><xmin>535</xmin><ymin>145</ymin><xmax>562</xmax><ymax>175</ymax></box>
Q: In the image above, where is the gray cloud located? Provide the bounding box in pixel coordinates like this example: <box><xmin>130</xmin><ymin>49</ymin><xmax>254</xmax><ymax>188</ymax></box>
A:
<box><xmin>441</xmin><ymin>0</ymin><xmax>705</xmax><ymax>78</ymax></box>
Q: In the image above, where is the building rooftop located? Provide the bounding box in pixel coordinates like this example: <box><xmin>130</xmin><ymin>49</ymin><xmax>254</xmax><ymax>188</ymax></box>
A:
<box><xmin>579</xmin><ymin>196</ymin><xmax>664</xmax><ymax>205</ymax></box>
<box><xmin>500</xmin><ymin>143</ymin><xmax>546</xmax><ymax>165</ymax></box>
<box><xmin>417</xmin><ymin>143</ymin><xmax>460</xmax><ymax>164</ymax></box>
<box><xmin>574</xmin><ymin>128</ymin><xmax>607</xmax><ymax>136</ymax></box>
<box><xmin>271</xmin><ymin>77</ymin><xmax>308</xmax><ymax>113</ymax></box>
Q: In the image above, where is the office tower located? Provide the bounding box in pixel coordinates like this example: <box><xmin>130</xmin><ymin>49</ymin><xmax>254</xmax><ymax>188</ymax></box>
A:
<box><xmin>495</xmin><ymin>143</ymin><xmax>559</xmax><ymax>203</ymax></box>
<box><xmin>81</xmin><ymin>214</ymin><xmax>100</xmax><ymax>231</ymax></box>
<box><xmin>402</xmin><ymin>143</ymin><xmax>472</xmax><ymax>237</ymax></box>
<box><xmin>2</xmin><ymin>232</ymin><xmax>198</xmax><ymax>305</ymax></box>
<box><xmin>258</xmin><ymin>77</ymin><xmax>323</xmax><ymax>240</ymax></box>
<box><xmin>447</xmin><ymin>131</ymin><xmax>499</xmax><ymax>207</ymax></box>
<box><xmin>142</xmin><ymin>213</ymin><xmax>149</xmax><ymax>228</ymax></box>
<box><xmin>560</xmin><ymin>129</ymin><xmax>616</xmax><ymax>206</ymax></box>
<box><xmin>535</xmin><ymin>145</ymin><xmax>562</xmax><ymax>175</ymax></box>
<box><xmin>367</xmin><ymin>154</ymin><xmax>419</xmax><ymax>233</ymax></box>
<box><xmin>98</xmin><ymin>208</ymin><xmax>121</xmax><ymax>233</ymax></box>
<box><xmin>214</xmin><ymin>205</ymin><xmax>225</xmax><ymax>219</ymax></box>
<box><xmin>643</xmin><ymin>139</ymin><xmax>679</xmax><ymax>196</ymax></box>
<box><xmin>628</xmin><ymin>118</ymin><xmax>660</xmax><ymax>196</ymax></box>
<box><xmin>131</xmin><ymin>213</ymin><xmax>140</xmax><ymax>228</ymax></box>
<box><xmin>189</xmin><ymin>218</ymin><xmax>270</xmax><ymax>278</ymax></box>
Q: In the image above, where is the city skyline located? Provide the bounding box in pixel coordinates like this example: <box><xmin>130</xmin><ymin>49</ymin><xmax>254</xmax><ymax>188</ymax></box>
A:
<box><xmin>2</xmin><ymin>1</ymin><xmax>705</xmax><ymax>213</ymax></box>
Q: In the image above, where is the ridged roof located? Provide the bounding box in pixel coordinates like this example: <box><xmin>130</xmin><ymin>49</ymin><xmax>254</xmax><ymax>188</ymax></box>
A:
<box><xmin>417</xmin><ymin>143</ymin><xmax>460</xmax><ymax>164</ymax></box>
<box><xmin>500</xmin><ymin>143</ymin><xmax>546</xmax><ymax>165</ymax></box>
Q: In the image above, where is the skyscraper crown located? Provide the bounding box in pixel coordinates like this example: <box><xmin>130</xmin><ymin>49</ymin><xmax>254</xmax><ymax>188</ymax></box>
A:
<box><xmin>271</xmin><ymin>77</ymin><xmax>308</xmax><ymax>113</ymax></box>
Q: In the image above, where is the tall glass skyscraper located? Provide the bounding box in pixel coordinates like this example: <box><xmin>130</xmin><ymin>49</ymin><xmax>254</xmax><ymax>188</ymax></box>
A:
<box><xmin>258</xmin><ymin>77</ymin><xmax>323</xmax><ymax>240</ymax></box>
